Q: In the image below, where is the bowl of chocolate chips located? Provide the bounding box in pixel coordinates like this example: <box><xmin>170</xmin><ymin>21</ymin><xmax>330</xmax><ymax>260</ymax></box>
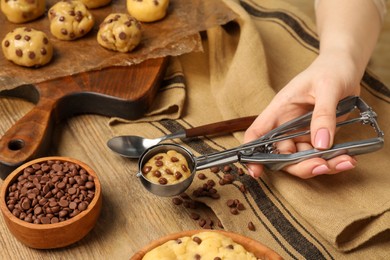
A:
<box><xmin>0</xmin><ymin>156</ymin><xmax>102</xmax><ymax>249</ymax></box>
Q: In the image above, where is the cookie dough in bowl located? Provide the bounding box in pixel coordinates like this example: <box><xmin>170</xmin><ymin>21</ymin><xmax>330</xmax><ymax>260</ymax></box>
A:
<box><xmin>131</xmin><ymin>230</ymin><xmax>283</xmax><ymax>260</ymax></box>
<box><xmin>126</xmin><ymin>0</ymin><xmax>169</xmax><ymax>22</ymax></box>
<box><xmin>0</xmin><ymin>0</ymin><xmax>45</xmax><ymax>23</ymax></box>
<box><xmin>48</xmin><ymin>0</ymin><xmax>95</xmax><ymax>41</ymax></box>
<box><xmin>97</xmin><ymin>13</ymin><xmax>142</xmax><ymax>53</ymax></box>
<box><xmin>2</xmin><ymin>27</ymin><xmax>53</xmax><ymax>67</ymax></box>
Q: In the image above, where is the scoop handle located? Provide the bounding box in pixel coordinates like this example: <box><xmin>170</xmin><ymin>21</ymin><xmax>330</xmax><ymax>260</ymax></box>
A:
<box><xmin>184</xmin><ymin>116</ymin><xmax>257</xmax><ymax>138</ymax></box>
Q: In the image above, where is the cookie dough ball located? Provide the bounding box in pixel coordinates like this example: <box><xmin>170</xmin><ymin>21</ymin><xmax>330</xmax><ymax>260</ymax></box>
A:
<box><xmin>48</xmin><ymin>0</ymin><xmax>94</xmax><ymax>41</ymax></box>
<box><xmin>0</xmin><ymin>0</ymin><xmax>45</xmax><ymax>23</ymax></box>
<box><xmin>2</xmin><ymin>27</ymin><xmax>53</xmax><ymax>67</ymax></box>
<box><xmin>126</xmin><ymin>0</ymin><xmax>169</xmax><ymax>22</ymax></box>
<box><xmin>97</xmin><ymin>13</ymin><xmax>142</xmax><ymax>53</ymax></box>
<box><xmin>79</xmin><ymin>0</ymin><xmax>111</xmax><ymax>9</ymax></box>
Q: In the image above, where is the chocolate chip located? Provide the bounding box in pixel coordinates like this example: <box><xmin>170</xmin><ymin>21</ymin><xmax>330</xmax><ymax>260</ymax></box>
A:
<box><xmin>15</xmin><ymin>34</ymin><xmax>21</xmax><ymax>40</ymax></box>
<box><xmin>223</xmin><ymin>165</ymin><xmax>232</xmax><ymax>172</ymax></box>
<box><xmin>15</xmin><ymin>49</ymin><xmax>23</xmax><ymax>57</ymax></box>
<box><xmin>28</xmin><ymin>51</ymin><xmax>36</xmax><ymax>59</ymax></box>
<box><xmin>155</xmin><ymin>160</ymin><xmax>163</xmax><ymax>167</ymax></box>
<box><xmin>181</xmin><ymin>165</ymin><xmax>188</xmax><ymax>172</ymax></box>
<box><xmin>4</xmin><ymin>40</ymin><xmax>10</xmax><ymax>47</ymax></box>
<box><xmin>61</xmin><ymin>28</ymin><xmax>68</xmax><ymax>35</ymax></box>
<box><xmin>153</xmin><ymin>170</ymin><xmax>161</xmax><ymax>177</ymax></box>
<box><xmin>248</xmin><ymin>221</ymin><xmax>256</xmax><ymax>231</ymax></box>
<box><xmin>210</xmin><ymin>167</ymin><xmax>220</xmax><ymax>173</ymax></box>
<box><xmin>158</xmin><ymin>178</ymin><xmax>168</xmax><ymax>185</ymax></box>
<box><xmin>24</xmin><ymin>35</ymin><xmax>31</xmax><ymax>41</ymax></box>
<box><xmin>189</xmin><ymin>212</ymin><xmax>200</xmax><ymax>220</ymax></box>
<box><xmin>171</xmin><ymin>157</ymin><xmax>179</xmax><ymax>162</ymax></box>
<box><xmin>197</xmin><ymin>173</ymin><xmax>206</xmax><ymax>180</ymax></box>
<box><xmin>174</xmin><ymin>171</ymin><xmax>183</xmax><ymax>180</ymax></box>
<box><xmin>193</xmin><ymin>236</ymin><xmax>202</xmax><ymax>245</ymax></box>
<box><xmin>230</xmin><ymin>208</ymin><xmax>239</xmax><ymax>215</ymax></box>
<box><xmin>142</xmin><ymin>166</ymin><xmax>152</xmax><ymax>174</ymax></box>
<box><xmin>172</xmin><ymin>197</ymin><xmax>183</xmax><ymax>205</ymax></box>
<box><xmin>5</xmin><ymin>160</ymin><xmax>95</xmax><ymax>224</ymax></box>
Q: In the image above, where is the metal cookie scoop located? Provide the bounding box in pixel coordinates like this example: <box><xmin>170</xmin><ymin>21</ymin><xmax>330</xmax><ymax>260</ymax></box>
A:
<box><xmin>137</xmin><ymin>96</ymin><xmax>384</xmax><ymax>197</ymax></box>
<box><xmin>107</xmin><ymin>116</ymin><xmax>257</xmax><ymax>158</ymax></box>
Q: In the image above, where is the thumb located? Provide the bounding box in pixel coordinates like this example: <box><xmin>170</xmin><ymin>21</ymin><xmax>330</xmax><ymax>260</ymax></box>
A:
<box><xmin>311</xmin><ymin>97</ymin><xmax>339</xmax><ymax>150</ymax></box>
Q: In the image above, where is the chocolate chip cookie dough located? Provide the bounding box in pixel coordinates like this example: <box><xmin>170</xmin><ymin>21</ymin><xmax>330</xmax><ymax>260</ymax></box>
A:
<box><xmin>97</xmin><ymin>13</ymin><xmax>142</xmax><ymax>53</ymax></box>
<box><xmin>126</xmin><ymin>0</ymin><xmax>169</xmax><ymax>22</ymax></box>
<box><xmin>0</xmin><ymin>0</ymin><xmax>45</xmax><ymax>23</ymax></box>
<box><xmin>141</xmin><ymin>150</ymin><xmax>191</xmax><ymax>185</ymax></box>
<box><xmin>48</xmin><ymin>0</ymin><xmax>94</xmax><ymax>40</ymax></box>
<box><xmin>79</xmin><ymin>0</ymin><xmax>111</xmax><ymax>9</ymax></box>
<box><xmin>142</xmin><ymin>231</ymin><xmax>258</xmax><ymax>260</ymax></box>
<box><xmin>2</xmin><ymin>27</ymin><xmax>53</xmax><ymax>67</ymax></box>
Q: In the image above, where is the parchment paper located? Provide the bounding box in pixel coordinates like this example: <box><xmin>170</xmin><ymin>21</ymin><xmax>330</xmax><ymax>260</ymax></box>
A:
<box><xmin>0</xmin><ymin>0</ymin><xmax>237</xmax><ymax>90</ymax></box>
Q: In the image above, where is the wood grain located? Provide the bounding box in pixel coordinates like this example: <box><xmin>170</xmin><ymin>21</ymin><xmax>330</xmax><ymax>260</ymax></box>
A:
<box><xmin>0</xmin><ymin>57</ymin><xmax>168</xmax><ymax>168</ymax></box>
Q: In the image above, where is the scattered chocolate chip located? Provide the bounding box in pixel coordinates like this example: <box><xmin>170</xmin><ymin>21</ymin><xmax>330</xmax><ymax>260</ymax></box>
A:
<box><xmin>248</xmin><ymin>221</ymin><xmax>256</xmax><ymax>231</ymax></box>
<box><xmin>198</xmin><ymin>173</ymin><xmax>206</xmax><ymax>180</ymax></box>
<box><xmin>172</xmin><ymin>197</ymin><xmax>183</xmax><ymax>205</ymax></box>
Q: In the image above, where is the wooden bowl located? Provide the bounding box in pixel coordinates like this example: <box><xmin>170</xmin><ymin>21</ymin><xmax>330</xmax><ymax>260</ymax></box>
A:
<box><xmin>131</xmin><ymin>229</ymin><xmax>283</xmax><ymax>260</ymax></box>
<box><xmin>0</xmin><ymin>156</ymin><xmax>102</xmax><ymax>249</ymax></box>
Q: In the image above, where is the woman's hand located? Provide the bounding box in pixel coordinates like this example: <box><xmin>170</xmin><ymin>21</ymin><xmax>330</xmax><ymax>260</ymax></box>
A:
<box><xmin>243</xmin><ymin>52</ymin><xmax>361</xmax><ymax>179</ymax></box>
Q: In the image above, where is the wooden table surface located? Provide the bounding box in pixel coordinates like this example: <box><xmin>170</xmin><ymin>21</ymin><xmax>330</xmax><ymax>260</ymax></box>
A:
<box><xmin>0</xmin><ymin>96</ymin><xmax>224</xmax><ymax>259</ymax></box>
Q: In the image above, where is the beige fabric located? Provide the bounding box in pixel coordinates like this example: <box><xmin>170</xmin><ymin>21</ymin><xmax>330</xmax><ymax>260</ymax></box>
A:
<box><xmin>110</xmin><ymin>0</ymin><xmax>390</xmax><ymax>257</ymax></box>
<box><xmin>109</xmin><ymin>57</ymin><xmax>186</xmax><ymax>125</ymax></box>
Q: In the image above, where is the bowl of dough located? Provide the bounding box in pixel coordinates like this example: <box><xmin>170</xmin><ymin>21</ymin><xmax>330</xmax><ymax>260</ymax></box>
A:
<box><xmin>0</xmin><ymin>156</ymin><xmax>102</xmax><ymax>249</ymax></box>
<box><xmin>130</xmin><ymin>230</ymin><xmax>283</xmax><ymax>260</ymax></box>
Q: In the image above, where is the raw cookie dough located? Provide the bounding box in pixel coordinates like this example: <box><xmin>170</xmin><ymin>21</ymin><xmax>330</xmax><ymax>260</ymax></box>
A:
<box><xmin>97</xmin><ymin>13</ymin><xmax>142</xmax><ymax>53</ymax></box>
<box><xmin>2</xmin><ymin>27</ymin><xmax>53</xmax><ymax>67</ymax></box>
<box><xmin>79</xmin><ymin>0</ymin><xmax>111</xmax><ymax>9</ymax></box>
<box><xmin>142</xmin><ymin>231</ymin><xmax>258</xmax><ymax>260</ymax></box>
<box><xmin>48</xmin><ymin>0</ymin><xmax>94</xmax><ymax>40</ymax></box>
<box><xmin>141</xmin><ymin>150</ymin><xmax>191</xmax><ymax>185</ymax></box>
<box><xmin>0</xmin><ymin>0</ymin><xmax>45</xmax><ymax>23</ymax></box>
<box><xmin>126</xmin><ymin>0</ymin><xmax>169</xmax><ymax>22</ymax></box>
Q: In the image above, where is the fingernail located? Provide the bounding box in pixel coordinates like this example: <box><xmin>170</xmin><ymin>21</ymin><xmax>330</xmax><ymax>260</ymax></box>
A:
<box><xmin>335</xmin><ymin>161</ymin><xmax>355</xmax><ymax>171</ymax></box>
<box><xmin>247</xmin><ymin>167</ymin><xmax>260</xmax><ymax>179</ymax></box>
<box><xmin>312</xmin><ymin>164</ymin><xmax>330</xmax><ymax>175</ymax></box>
<box><xmin>315</xmin><ymin>128</ymin><xmax>330</xmax><ymax>149</ymax></box>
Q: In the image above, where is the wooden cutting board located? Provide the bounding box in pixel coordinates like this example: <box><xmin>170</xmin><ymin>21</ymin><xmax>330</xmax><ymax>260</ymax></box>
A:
<box><xmin>0</xmin><ymin>57</ymin><xmax>168</xmax><ymax>168</ymax></box>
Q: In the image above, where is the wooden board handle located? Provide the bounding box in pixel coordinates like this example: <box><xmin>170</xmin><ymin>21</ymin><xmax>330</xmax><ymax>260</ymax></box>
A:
<box><xmin>184</xmin><ymin>115</ymin><xmax>257</xmax><ymax>138</ymax></box>
<box><xmin>0</xmin><ymin>97</ymin><xmax>55</xmax><ymax>167</ymax></box>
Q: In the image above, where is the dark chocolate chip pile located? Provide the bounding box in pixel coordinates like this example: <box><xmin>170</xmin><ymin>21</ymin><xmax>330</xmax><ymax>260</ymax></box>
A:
<box><xmin>5</xmin><ymin>160</ymin><xmax>95</xmax><ymax>224</ymax></box>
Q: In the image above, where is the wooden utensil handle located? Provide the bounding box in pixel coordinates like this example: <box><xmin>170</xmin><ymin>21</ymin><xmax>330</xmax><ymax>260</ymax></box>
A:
<box><xmin>0</xmin><ymin>98</ymin><xmax>55</xmax><ymax>167</ymax></box>
<box><xmin>184</xmin><ymin>115</ymin><xmax>257</xmax><ymax>138</ymax></box>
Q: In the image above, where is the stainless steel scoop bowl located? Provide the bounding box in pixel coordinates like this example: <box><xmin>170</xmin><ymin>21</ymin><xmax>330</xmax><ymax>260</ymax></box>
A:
<box><xmin>137</xmin><ymin>144</ymin><xmax>197</xmax><ymax>197</ymax></box>
<box><xmin>137</xmin><ymin>96</ymin><xmax>384</xmax><ymax>197</ymax></box>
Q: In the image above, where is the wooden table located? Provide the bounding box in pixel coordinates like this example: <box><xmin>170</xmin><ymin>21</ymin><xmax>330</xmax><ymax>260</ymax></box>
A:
<box><xmin>0</xmin><ymin>95</ymin><xmax>223</xmax><ymax>259</ymax></box>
